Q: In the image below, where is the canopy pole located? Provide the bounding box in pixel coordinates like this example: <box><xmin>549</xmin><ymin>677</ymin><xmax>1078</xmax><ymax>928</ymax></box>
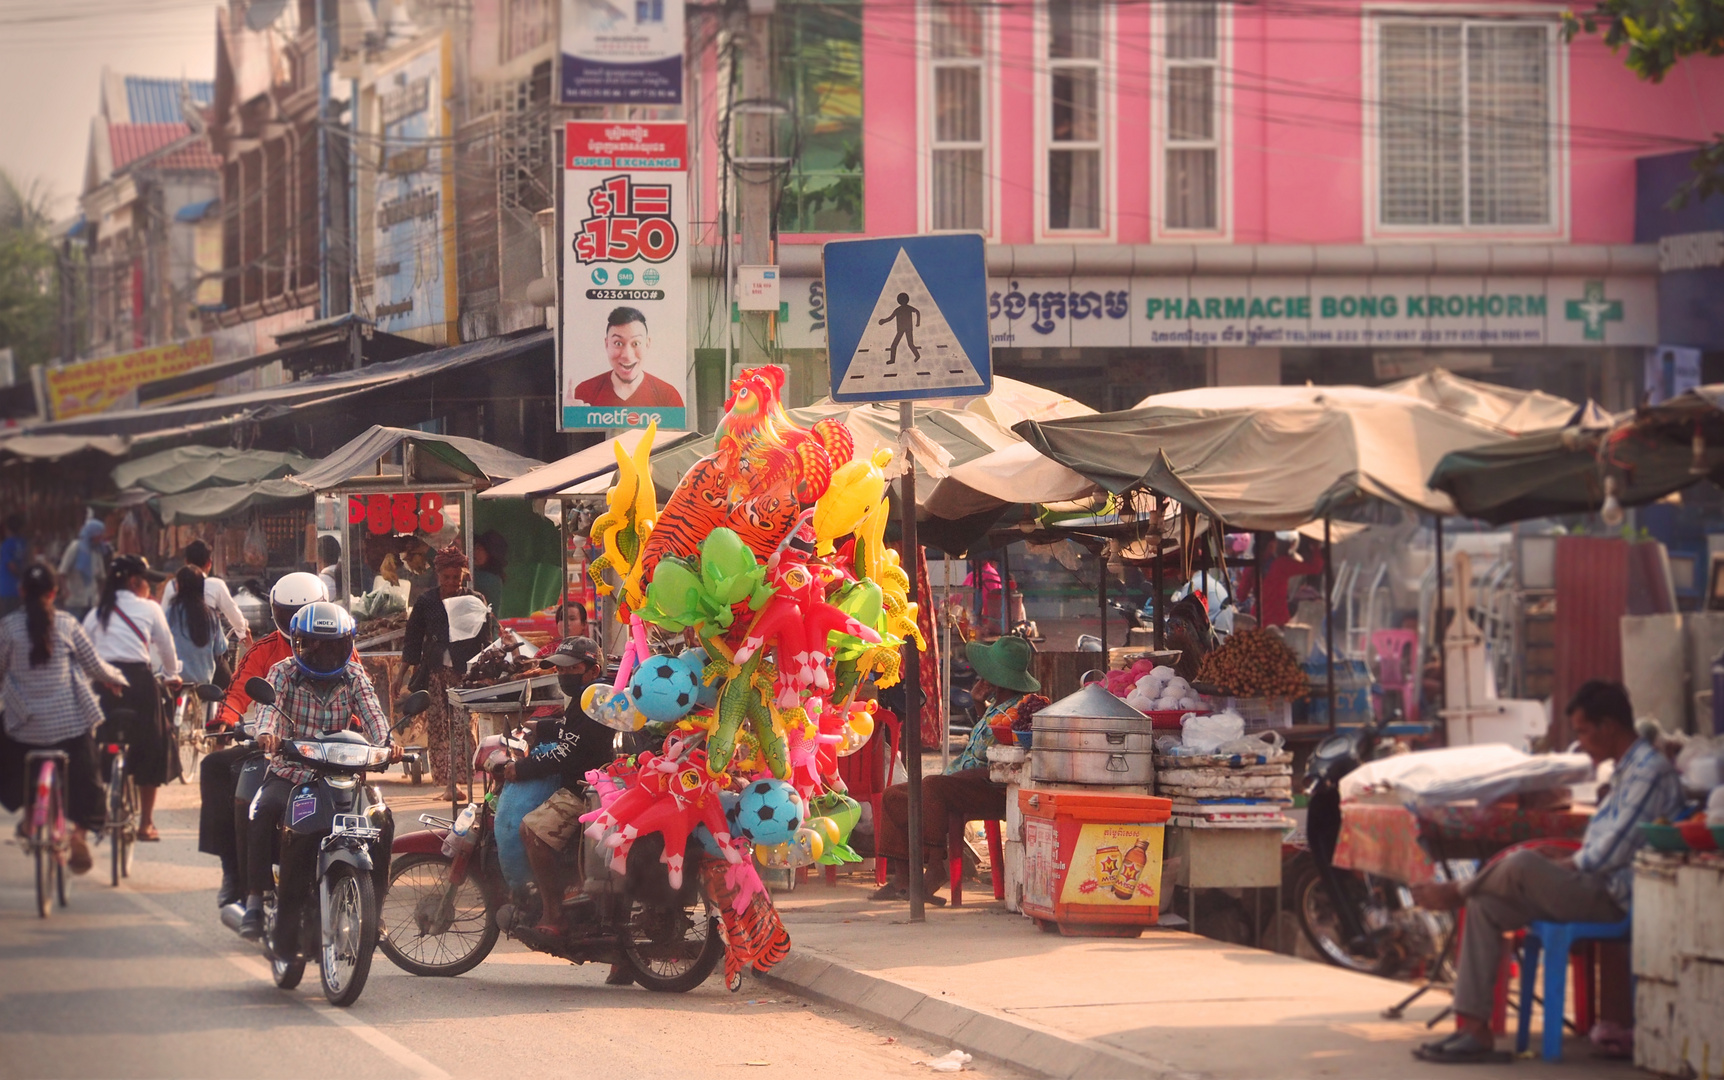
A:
<box><xmin>1325</xmin><ymin>516</ymin><xmax>1336</xmax><ymax>732</ymax></box>
<box><xmin>559</xmin><ymin>498</ymin><xmax>570</xmax><ymax>640</ymax></box>
<box><xmin>1435</xmin><ymin>516</ymin><xmax>1446</xmax><ymax>745</ymax></box>
<box><xmin>1001</xmin><ymin>543</ymin><xmax>1013</xmax><ymax>635</ymax></box>
<box><xmin>1153</xmin><ymin>495</ymin><xmax>1166</xmax><ymax>651</ymax></box>
<box><xmin>941</xmin><ymin>556</ymin><xmax>952</xmax><ymax>775</ymax></box>
<box><xmin>899</xmin><ymin>402</ymin><xmax>925</xmax><ymax>924</ymax></box>
<box><xmin>1254</xmin><ymin>531</ymin><xmax>1269</xmax><ymax>623</ymax></box>
<box><xmin>1099</xmin><ymin>543</ymin><xmax>1108</xmax><ymax>657</ymax></box>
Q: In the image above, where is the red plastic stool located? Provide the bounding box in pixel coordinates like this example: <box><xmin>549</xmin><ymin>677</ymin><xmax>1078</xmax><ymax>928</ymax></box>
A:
<box><xmin>947</xmin><ymin>818</ymin><xmax>1005</xmax><ymax>907</ymax></box>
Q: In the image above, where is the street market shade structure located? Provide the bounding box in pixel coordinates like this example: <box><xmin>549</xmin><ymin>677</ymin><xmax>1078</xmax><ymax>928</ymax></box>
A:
<box><xmin>292</xmin><ymin>425</ymin><xmax>544</xmax><ymax>492</ymax></box>
<box><xmin>1014</xmin><ymin>384</ymin><xmax>1516</xmax><ymax>530</ymax></box>
<box><xmin>1381</xmin><ymin>369</ymin><xmax>1597</xmax><ymax>435</ymax></box>
<box><xmin>152</xmin><ymin>478</ymin><xmax>310</xmax><ymax>525</ymax></box>
<box><xmin>480</xmin><ymin>427</ymin><xmax>701</xmax><ymax>500</ymax></box>
<box><xmin>0</xmin><ymin>434</ymin><xmax>129</xmax><ymax>462</ymax></box>
<box><xmin>1429</xmin><ymin>386</ymin><xmax>1724</xmax><ymax>524</ymax></box>
<box><xmin>112</xmin><ymin>445</ymin><xmax>312</xmax><ymax>495</ymax></box>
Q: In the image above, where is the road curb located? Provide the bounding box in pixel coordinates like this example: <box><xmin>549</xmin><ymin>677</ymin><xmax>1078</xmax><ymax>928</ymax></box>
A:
<box><xmin>755</xmin><ymin>948</ymin><xmax>1191</xmax><ymax>1079</ymax></box>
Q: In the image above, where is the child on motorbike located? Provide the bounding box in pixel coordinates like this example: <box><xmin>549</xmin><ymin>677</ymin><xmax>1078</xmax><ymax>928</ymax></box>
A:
<box><xmin>239</xmin><ymin>601</ymin><xmax>401</xmax><ymax>954</ymax></box>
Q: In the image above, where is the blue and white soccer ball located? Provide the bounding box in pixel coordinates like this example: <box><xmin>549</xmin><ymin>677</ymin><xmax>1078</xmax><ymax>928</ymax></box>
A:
<box><xmin>627</xmin><ymin>654</ymin><xmax>700</xmax><ymax>723</ymax></box>
<box><xmin>697</xmin><ymin>791</ymin><xmax>743</xmax><ymax>856</ymax></box>
<box><xmin>677</xmin><ymin>647</ymin><xmax>719</xmax><ymax>710</ymax></box>
<box><xmin>734</xmin><ymin>778</ymin><xmax>802</xmax><ymax>847</ymax></box>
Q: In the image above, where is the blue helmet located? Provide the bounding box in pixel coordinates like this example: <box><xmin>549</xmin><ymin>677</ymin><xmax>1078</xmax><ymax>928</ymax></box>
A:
<box><xmin>288</xmin><ymin>601</ymin><xmax>357</xmax><ymax>679</ymax></box>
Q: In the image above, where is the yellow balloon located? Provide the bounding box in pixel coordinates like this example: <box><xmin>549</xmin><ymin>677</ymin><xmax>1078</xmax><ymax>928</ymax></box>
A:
<box><xmin>809</xmin><ymin>816</ymin><xmax>842</xmax><ymax>847</ymax></box>
<box><xmin>848</xmin><ymin>706</ymin><xmax>875</xmax><ymax>739</ymax></box>
<box><xmin>812</xmin><ymin>448</ymin><xmax>893</xmax><ymax>555</ymax></box>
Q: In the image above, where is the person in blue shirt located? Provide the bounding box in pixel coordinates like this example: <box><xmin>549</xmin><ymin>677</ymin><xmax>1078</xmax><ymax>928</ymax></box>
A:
<box><xmin>0</xmin><ymin>513</ymin><xmax>27</xmax><ymax>617</ymax></box>
<box><xmin>873</xmin><ymin>635</ymin><xmax>1047</xmax><ymax>906</ymax></box>
<box><xmin>1409</xmin><ymin>680</ymin><xmax>1683</xmax><ymax>1064</ymax></box>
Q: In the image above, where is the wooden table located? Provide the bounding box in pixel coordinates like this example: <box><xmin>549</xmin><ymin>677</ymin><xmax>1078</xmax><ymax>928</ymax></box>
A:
<box><xmin>1166</xmin><ymin>822</ymin><xmax>1286</xmax><ymax>940</ymax></box>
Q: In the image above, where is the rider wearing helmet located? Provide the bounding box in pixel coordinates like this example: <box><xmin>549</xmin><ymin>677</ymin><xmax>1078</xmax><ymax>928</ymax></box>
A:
<box><xmin>239</xmin><ymin>601</ymin><xmax>400</xmax><ymax>949</ymax></box>
<box><xmin>198</xmin><ymin>571</ymin><xmax>328</xmax><ymax>908</ymax></box>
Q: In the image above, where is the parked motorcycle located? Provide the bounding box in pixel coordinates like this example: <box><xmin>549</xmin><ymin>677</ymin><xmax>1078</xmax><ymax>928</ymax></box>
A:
<box><xmin>1293</xmin><ymin>715</ymin><xmax>1453</xmax><ymax>981</ymax></box>
<box><xmin>209</xmin><ymin>676</ymin><xmax>429</xmax><ymax>1006</ymax></box>
<box><xmin>379</xmin><ymin>741</ymin><xmax>723</xmax><ymax>993</ymax></box>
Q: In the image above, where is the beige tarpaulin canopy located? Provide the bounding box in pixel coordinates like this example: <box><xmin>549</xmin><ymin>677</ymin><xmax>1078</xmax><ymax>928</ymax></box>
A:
<box><xmin>1381</xmin><ymin>368</ymin><xmax>1590</xmax><ymax>434</ymax></box>
<box><xmin>1016</xmin><ymin>383</ymin><xmax>1518</xmax><ymax>531</ymax></box>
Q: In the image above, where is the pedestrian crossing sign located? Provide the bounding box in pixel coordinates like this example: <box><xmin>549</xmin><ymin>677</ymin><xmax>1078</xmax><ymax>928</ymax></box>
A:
<box><xmin>823</xmin><ymin>234</ymin><xmax>992</xmax><ymax>403</ymax></box>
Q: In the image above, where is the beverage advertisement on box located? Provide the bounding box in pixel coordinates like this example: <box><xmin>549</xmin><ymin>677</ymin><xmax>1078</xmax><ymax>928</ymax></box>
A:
<box><xmin>559</xmin><ymin>0</ymin><xmax>684</xmax><ymax>105</ymax></box>
<box><xmin>1058</xmin><ymin>823</ymin><xmax>1164</xmax><ymax>907</ymax></box>
<box><xmin>559</xmin><ymin>120</ymin><xmax>689</xmax><ymax>432</ymax></box>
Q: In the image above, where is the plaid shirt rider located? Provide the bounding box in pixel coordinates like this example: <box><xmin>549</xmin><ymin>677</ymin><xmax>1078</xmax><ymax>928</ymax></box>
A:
<box><xmin>255</xmin><ymin>657</ymin><xmax>392</xmax><ymax>785</ymax></box>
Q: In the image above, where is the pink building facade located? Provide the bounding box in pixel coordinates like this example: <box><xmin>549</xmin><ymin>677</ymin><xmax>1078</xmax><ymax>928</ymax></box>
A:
<box><xmin>688</xmin><ymin>0</ymin><xmax>1724</xmax><ymax>410</ymax></box>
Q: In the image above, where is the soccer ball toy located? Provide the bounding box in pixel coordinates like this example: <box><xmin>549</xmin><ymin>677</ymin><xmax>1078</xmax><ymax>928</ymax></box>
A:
<box><xmin>627</xmin><ymin>655</ymin><xmax>700</xmax><ymax>723</ymax></box>
<box><xmin>734</xmin><ymin>778</ymin><xmax>802</xmax><ymax>846</ymax></box>
<box><xmin>677</xmin><ymin>647</ymin><xmax>719</xmax><ymax>710</ymax></box>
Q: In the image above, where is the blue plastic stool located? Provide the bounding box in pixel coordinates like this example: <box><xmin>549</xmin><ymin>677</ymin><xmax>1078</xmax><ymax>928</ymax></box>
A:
<box><xmin>1515</xmin><ymin>916</ymin><xmax>1633</xmax><ymax>1061</ymax></box>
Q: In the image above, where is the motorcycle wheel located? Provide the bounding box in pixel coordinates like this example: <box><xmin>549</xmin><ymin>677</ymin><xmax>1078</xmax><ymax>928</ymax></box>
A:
<box><xmin>619</xmin><ymin>901</ymin><xmax>723</xmax><ymax>994</ymax></box>
<box><xmin>1291</xmin><ymin>863</ymin><xmax>1399</xmax><ymax>977</ymax></box>
<box><xmin>379</xmin><ymin>852</ymin><xmax>498</xmax><ymax>977</ymax></box>
<box><xmin>265</xmin><ymin>900</ymin><xmax>306</xmax><ymax>989</ymax></box>
<box><xmin>320</xmin><ymin>864</ymin><xmax>379</xmax><ymax>1007</ymax></box>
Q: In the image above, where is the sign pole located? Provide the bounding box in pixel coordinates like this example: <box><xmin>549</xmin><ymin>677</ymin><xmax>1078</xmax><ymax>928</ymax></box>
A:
<box><xmin>900</xmin><ymin>400</ymin><xmax>925</xmax><ymax>923</ymax></box>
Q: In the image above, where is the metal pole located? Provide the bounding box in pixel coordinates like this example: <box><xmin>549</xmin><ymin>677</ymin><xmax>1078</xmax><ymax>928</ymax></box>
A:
<box><xmin>1001</xmin><ymin>542</ymin><xmax>1012</xmax><ymax>633</ymax></box>
<box><xmin>1254</xmin><ymin>531</ymin><xmax>1269</xmax><ymax>623</ymax></box>
<box><xmin>941</xmin><ymin>555</ymin><xmax>952</xmax><ymax>774</ymax></box>
<box><xmin>559</xmin><ymin>499</ymin><xmax>570</xmax><ymax>640</ymax></box>
<box><xmin>1153</xmin><ymin>497</ymin><xmax>1166</xmax><ymax>650</ymax></box>
<box><xmin>1099</xmin><ymin>545</ymin><xmax>1108</xmax><ymax>656</ymax></box>
<box><xmin>900</xmin><ymin>402</ymin><xmax>925</xmax><ymax>923</ymax></box>
<box><xmin>1435</xmin><ymin>516</ymin><xmax>1446</xmax><ymax>740</ymax></box>
<box><xmin>1325</xmin><ymin>517</ymin><xmax>1336</xmax><ymax>731</ymax></box>
<box><xmin>315</xmin><ymin>0</ymin><xmax>331</xmax><ymax>319</ymax></box>
<box><xmin>738</xmin><ymin>6</ymin><xmax>775</xmax><ymax>371</ymax></box>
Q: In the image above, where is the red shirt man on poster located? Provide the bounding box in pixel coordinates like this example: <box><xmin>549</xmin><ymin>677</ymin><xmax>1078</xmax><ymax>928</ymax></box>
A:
<box><xmin>568</xmin><ymin>306</ymin><xmax>685</xmax><ymax>408</ymax></box>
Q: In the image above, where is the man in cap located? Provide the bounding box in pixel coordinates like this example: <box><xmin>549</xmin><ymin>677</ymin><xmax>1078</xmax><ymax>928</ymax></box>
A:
<box><xmin>873</xmin><ymin>635</ymin><xmax>1046</xmax><ymax>905</ymax></box>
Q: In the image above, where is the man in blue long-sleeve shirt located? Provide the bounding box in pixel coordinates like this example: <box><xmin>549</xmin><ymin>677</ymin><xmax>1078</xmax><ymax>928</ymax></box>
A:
<box><xmin>1409</xmin><ymin>680</ymin><xmax>1682</xmax><ymax>1063</ymax></box>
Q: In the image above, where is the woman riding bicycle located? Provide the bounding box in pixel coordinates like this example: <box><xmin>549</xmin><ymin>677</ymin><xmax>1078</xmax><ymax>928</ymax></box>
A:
<box><xmin>0</xmin><ymin>563</ymin><xmax>127</xmax><ymax>873</ymax></box>
<box><xmin>84</xmin><ymin>554</ymin><xmax>181</xmax><ymax>842</ymax></box>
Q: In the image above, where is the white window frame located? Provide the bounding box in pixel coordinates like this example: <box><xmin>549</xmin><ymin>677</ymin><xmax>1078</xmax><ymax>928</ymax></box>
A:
<box><xmin>1151</xmin><ymin>0</ymin><xmax>1231</xmax><ymax>241</ymax></box>
<box><xmin>1363</xmin><ymin>5</ymin><xmax>1569</xmax><ymax>241</ymax></box>
<box><xmin>917</xmin><ymin>0</ymin><xmax>998</xmax><ymax>236</ymax></box>
<box><xmin>1034</xmin><ymin>0</ymin><xmax>1116</xmax><ymax>240</ymax></box>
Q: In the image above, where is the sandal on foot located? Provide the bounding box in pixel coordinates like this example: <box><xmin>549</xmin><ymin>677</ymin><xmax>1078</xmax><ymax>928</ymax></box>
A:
<box><xmin>1412</xmin><ymin>1032</ymin><xmax>1512</xmax><ymax>1064</ymax></box>
<box><xmin>869</xmin><ymin>883</ymin><xmax>907</xmax><ymax>901</ymax></box>
<box><xmin>137</xmin><ymin>824</ymin><xmax>160</xmax><ymax>842</ymax></box>
<box><xmin>68</xmin><ymin>835</ymin><xmax>93</xmax><ymax>874</ymax></box>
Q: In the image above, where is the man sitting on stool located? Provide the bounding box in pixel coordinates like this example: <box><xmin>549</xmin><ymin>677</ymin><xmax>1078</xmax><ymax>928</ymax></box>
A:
<box><xmin>1409</xmin><ymin>680</ymin><xmax>1682</xmax><ymax>1064</ymax></box>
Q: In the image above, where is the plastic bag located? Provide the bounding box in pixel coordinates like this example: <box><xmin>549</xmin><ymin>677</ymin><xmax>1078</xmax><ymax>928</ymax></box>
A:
<box><xmin>1215</xmin><ymin>729</ymin><xmax>1285</xmax><ymax>758</ymax></box>
<box><xmin>1181</xmin><ymin>711</ymin><xmax>1245</xmax><ymax>754</ymax></box>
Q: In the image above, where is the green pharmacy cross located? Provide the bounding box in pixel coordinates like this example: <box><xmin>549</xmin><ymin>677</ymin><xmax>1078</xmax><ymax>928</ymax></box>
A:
<box><xmin>1565</xmin><ymin>281</ymin><xmax>1624</xmax><ymax>342</ymax></box>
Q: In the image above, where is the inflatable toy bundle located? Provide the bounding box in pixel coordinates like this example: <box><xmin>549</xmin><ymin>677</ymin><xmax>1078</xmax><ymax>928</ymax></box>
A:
<box><xmin>576</xmin><ymin>366</ymin><xmax>924</xmax><ymax>988</ymax></box>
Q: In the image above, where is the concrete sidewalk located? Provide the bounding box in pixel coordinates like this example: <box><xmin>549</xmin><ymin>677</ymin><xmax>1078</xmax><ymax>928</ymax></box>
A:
<box><xmin>757</xmin><ymin>878</ymin><xmax>1639</xmax><ymax>1080</ymax></box>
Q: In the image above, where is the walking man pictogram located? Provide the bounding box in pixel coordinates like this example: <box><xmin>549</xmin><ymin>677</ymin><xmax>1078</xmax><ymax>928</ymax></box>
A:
<box><xmin>878</xmin><ymin>292</ymin><xmax>922</xmax><ymax>365</ymax></box>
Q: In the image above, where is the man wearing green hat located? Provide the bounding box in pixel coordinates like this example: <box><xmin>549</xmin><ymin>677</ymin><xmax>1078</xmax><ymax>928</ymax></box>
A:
<box><xmin>874</xmin><ymin>635</ymin><xmax>1043</xmax><ymax>905</ymax></box>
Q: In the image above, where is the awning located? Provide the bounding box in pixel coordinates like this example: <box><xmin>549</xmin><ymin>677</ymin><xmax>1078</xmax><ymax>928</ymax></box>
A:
<box><xmin>20</xmin><ymin>330</ymin><xmax>552</xmax><ymax>441</ymax></box>
<box><xmin>481</xmin><ymin>427</ymin><xmax>702</xmax><ymax>500</ymax></box>
<box><xmin>0</xmin><ymin>434</ymin><xmax>129</xmax><ymax>462</ymax></box>
<box><xmin>113</xmin><ymin>445</ymin><xmax>311</xmax><ymax>494</ymax></box>
<box><xmin>1381</xmin><ymin>369</ymin><xmax>1592</xmax><ymax>435</ymax></box>
<box><xmin>174</xmin><ymin>198</ymin><xmax>219</xmax><ymax>223</ymax></box>
<box><xmin>291</xmin><ymin>426</ymin><xmax>545</xmax><ymax>492</ymax></box>
<box><xmin>152</xmin><ymin>478</ymin><xmax>310</xmax><ymax>525</ymax></box>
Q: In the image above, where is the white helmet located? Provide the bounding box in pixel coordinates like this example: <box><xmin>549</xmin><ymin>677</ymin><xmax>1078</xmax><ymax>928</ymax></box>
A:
<box><xmin>269</xmin><ymin>571</ymin><xmax>329</xmax><ymax>634</ymax></box>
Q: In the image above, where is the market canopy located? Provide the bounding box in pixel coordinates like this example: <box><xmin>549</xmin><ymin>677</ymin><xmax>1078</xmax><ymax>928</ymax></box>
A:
<box><xmin>113</xmin><ymin>445</ymin><xmax>312</xmax><ymax>495</ymax></box>
<box><xmin>1429</xmin><ymin>386</ymin><xmax>1724</xmax><ymax>524</ymax></box>
<box><xmin>0</xmin><ymin>433</ymin><xmax>129</xmax><ymax>462</ymax></box>
<box><xmin>152</xmin><ymin>478</ymin><xmax>310</xmax><ymax>525</ymax></box>
<box><xmin>481</xmin><ymin>427</ymin><xmax>701</xmax><ymax>500</ymax></box>
<box><xmin>291</xmin><ymin>426</ymin><xmax>545</xmax><ymax>493</ymax></box>
<box><xmin>1381</xmin><ymin>368</ymin><xmax>1595</xmax><ymax>435</ymax></box>
<box><xmin>1015</xmin><ymin>384</ymin><xmax>1516</xmax><ymax>530</ymax></box>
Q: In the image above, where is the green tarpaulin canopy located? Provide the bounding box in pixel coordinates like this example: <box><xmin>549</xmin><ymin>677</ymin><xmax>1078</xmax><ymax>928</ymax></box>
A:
<box><xmin>113</xmin><ymin>445</ymin><xmax>312</xmax><ymax>495</ymax></box>
<box><xmin>152</xmin><ymin>478</ymin><xmax>311</xmax><ymax>525</ymax></box>
<box><xmin>472</xmin><ymin>497</ymin><xmax>563</xmax><ymax>618</ymax></box>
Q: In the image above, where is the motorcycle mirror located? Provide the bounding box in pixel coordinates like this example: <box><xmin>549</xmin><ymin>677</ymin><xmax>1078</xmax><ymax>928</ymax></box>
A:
<box><xmin>399</xmin><ymin>690</ymin><xmax>432</xmax><ymax>718</ymax></box>
<box><xmin>194</xmin><ymin>683</ymin><xmax>225</xmax><ymax>702</ymax></box>
<box><xmin>245</xmin><ymin>677</ymin><xmax>276</xmax><ymax>706</ymax></box>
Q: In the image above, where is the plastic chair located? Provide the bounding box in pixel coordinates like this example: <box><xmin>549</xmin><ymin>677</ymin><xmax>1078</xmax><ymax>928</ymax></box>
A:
<box><xmin>947</xmin><ymin>817</ymin><xmax>1004</xmax><ymax>907</ymax></box>
<box><xmin>1475</xmin><ymin>839</ymin><xmax>1583</xmax><ymax>1035</ymax></box>
<box><xmin>830</xmin><ymin>710</ymin><xmax>901</xmax><ymax>886</ymax></box>
<box><xmin>1515</xmin><ymin>916</ymin><xmax>1633</xmax><ymax>1061</ymax></box>
<box><xmin>1370</xmin><ymin>629</ymin><xmax>1419</xmax><ymax>723</ymax></box>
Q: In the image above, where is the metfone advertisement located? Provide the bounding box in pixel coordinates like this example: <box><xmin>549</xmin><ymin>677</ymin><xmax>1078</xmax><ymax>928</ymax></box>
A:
<box><xmin>560</xmin><ymin>120</ymin><xmax>689</xmax><ymax>431</ymax></box>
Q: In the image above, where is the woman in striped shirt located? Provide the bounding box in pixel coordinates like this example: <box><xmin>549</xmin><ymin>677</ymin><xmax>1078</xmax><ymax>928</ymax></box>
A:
<box><xmin>0</xmin><ymin>563</ymin><xmax>126</xmax><ymax>874</ymax></box>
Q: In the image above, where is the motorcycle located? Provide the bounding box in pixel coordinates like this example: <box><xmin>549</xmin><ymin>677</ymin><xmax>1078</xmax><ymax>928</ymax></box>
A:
<box><xmin>379</xmin><ymin>733</ymin><xmax>724</xmax><ymax>993</ymax></box>
<box><xmin>203</xmin><ymin>677</ymin><xmax>430</xmax><ymax>1006</ymax></box>
<box><xmin>1293</xmin><ymin>714</ymin><xmax>1454</xmax><ymax>982</ymax></box>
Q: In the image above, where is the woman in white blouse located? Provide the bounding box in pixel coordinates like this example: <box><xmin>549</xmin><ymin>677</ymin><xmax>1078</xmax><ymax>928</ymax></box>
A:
<box><xmin>83</xmin><ymin>554</ymin><xmax>181</xmax><ymax>842</ymax></box>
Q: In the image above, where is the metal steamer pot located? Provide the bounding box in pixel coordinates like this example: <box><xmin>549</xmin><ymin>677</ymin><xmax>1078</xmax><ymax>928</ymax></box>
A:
<box><xmin>1030</xmin><ymin>684</ymin><xmax>1156</xmax><ymax>786</ymax></box>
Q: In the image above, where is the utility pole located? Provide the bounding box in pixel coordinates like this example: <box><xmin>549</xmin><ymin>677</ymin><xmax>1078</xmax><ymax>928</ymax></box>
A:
<box><xmin>316</xmin><ymin>0</ymin><xmax>333</xmax><ymax>319</ymax></box>
<box><xmin>734</xmin><ymin>0</ymin><xmax>779</xmax><ymax>372</ymax></box>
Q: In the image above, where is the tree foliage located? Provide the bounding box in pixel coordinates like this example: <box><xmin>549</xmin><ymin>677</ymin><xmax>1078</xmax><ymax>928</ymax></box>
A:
<box><xmin>0</xmin><ymin>169</ymin><xmax>59</xmax><ymax>370</ymax></box>
<box><xmin>1567</xmin><ymin>0</ymin><xmax>1724</xmax><ymax>204</ymax></box>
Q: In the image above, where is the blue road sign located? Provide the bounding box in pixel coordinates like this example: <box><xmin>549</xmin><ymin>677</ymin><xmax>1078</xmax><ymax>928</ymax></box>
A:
<box><xmin>824</xmin><ymin>234</ymin><xmax>992</xmax><ymax>403</ymax></box>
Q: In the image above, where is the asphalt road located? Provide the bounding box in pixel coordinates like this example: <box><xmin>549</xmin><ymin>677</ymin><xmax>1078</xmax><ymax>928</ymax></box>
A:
<box><xmin>0</xmin><ymin>777</ymin><xmax>1016</xmax><ymax>1079</ymax></box>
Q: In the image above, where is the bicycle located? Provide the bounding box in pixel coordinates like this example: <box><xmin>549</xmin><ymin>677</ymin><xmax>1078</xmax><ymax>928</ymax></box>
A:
<box><xmin>172</xmin><ymin>686</ymin><xmax>208</xmax><ymax>783</ymax></box>
<box><xmin>21</xmin><ymin>749</ymin><xmax>72</xmax><ymax>917</ymax></box>
<box><xmin>102</xmin><ymin>735</ymin><xmax>138</xmax><ymax>887</ymax></box>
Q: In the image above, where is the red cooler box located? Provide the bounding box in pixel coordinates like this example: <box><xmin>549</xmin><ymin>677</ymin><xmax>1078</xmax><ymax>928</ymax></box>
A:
<box><xmin>1018</xmin><ymin>789</ymin><xmax>1172</xmax><ymax>937</ymax></box>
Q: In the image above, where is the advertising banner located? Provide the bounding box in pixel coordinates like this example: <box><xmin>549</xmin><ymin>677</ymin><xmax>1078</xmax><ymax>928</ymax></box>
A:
<box><xmin>559</xmin><ymin>0</ymin><xmax>684</xmax><ymax>106</ymax></box>
<box><xmin>560</xmin><ymin>120</ymin><xmax>690</xmax><ymax>431</ymax></box>
<box><xmin>366</xmin><ymin>35</ymin><xmax>457</xmax><ymax>342</ymax></box>
<box><xmin>46</xmin><ymin>337</ymin><xmax>215</xmax><ymax>419</ymax></box>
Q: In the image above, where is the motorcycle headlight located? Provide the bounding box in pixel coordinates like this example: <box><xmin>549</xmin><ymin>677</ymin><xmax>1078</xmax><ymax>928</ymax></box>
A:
<box><xmin>321</xmin><ymin>743</ymin><xmax>390</xmax><ymax>768</ymax></box>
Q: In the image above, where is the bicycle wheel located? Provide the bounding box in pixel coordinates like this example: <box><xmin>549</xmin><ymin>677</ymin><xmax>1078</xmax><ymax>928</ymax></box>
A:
<box><xmin>34</xmin><ymin>830</ymin><xmax>51</xmax><ymax>918</ymax></box>
<box><xmin>379</xmin><ymin>853</ymin><xmax>497</xmax><ymax>977</ymax></box>
<box><xmin>55</xmin><ymin>851</ymin><xmax>69</xmax><ymax>908</ymax></box>
<box><xmin>107</xmin><ymin>754</ymin><xmax>127</xmax><ymax>887</ymax></box>
<box><xmin>119</xmin><ymin>778</ymin><xmax>137</xmax><ymax>879</ymax></box>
